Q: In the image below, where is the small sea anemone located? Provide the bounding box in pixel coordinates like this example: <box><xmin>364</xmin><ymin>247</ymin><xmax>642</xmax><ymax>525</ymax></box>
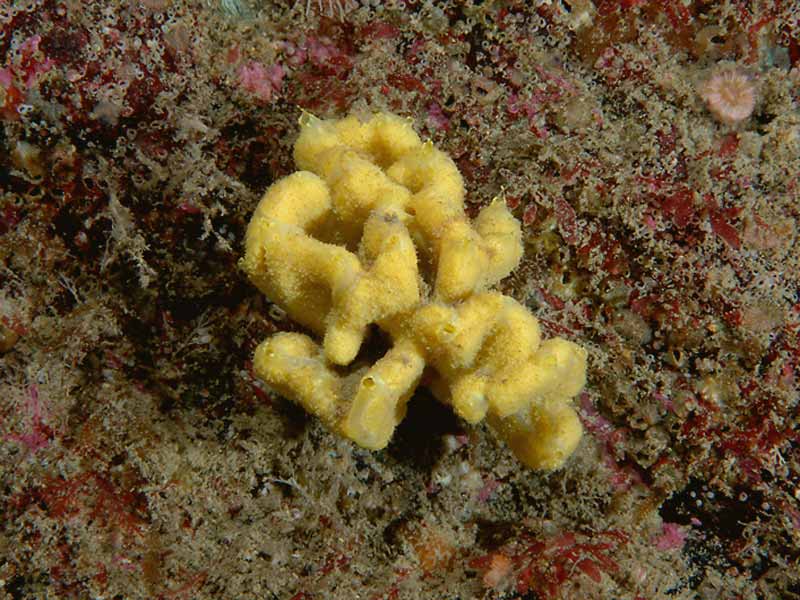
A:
<box><xmin>699</xmin><ymin>65</ymin><xmax>756</xmax><ymax>125</ymax></box>
<box><xmin>304</xmin><ymin>0</ymin><xmax>358</xmax><ymax>20</ymax></box>
<box><xmin>205</xmin><ymin>0</ymin><xmax>248</xmax><ymax>17</ymax></box>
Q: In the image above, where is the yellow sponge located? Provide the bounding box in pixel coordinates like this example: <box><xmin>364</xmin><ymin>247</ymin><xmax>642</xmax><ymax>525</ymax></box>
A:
<box><xmin>242</xmin><ymin>112</ymin><xmax>587</xmax><ymax>470</ymax></box>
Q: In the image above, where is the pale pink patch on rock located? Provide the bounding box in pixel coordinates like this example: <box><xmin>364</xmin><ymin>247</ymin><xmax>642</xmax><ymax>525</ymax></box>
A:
<box><xmin>476</xmin><ymin>476</ymin><xmax>500</xmax><ymax>502</ymax></box>
<box><xmin>654</xmin><ymin>522</ymin><xmax>687</xmax><ymax>551</ymax></box>
<box><xmin>427</xmin><ymin>101</ymin><xmax>449</xmax><ymax>131</ymax></box>
<box><xmin>306</xmin><ymin>36</ymin><xmax>341</xmax><ymax>67</ymax></box>
<box><xmin>238</xmin><ymin>62</ymin><xmax>285</xmax><ymax>102</ymax></box>
<box><xmin>0</xmin><ymin>68</ymin><xmax>13</xmax><ymax>89</ymax></box>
